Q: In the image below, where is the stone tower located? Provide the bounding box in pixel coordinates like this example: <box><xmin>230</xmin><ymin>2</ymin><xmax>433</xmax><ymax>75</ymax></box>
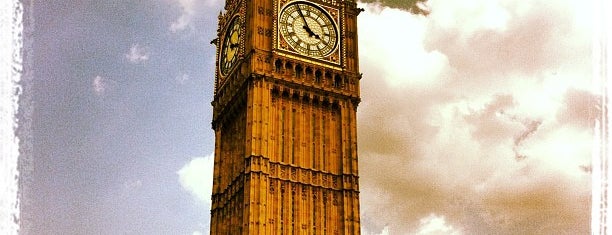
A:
<box><xmin>211</xmin><ymin>0</ymin><xmax>362</xmax><ymax>234</ymax></box>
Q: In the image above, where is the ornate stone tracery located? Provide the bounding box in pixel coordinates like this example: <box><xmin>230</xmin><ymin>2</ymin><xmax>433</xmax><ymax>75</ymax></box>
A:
<box><xmin>211</xmin><ymin>0</ymin><xmax>362</xmax><ymax>234</ymax></box>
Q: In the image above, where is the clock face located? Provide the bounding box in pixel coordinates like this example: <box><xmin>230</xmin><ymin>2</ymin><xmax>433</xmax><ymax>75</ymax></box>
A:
<box><xmin>278</xmin><ymin>1</ymin><xmax>338</xmax><ymax>58</ymax></box>
<box><xmin>220</xmin><ymin>17</ymin><xmax>241</xmax><ymax>76</ymax></box>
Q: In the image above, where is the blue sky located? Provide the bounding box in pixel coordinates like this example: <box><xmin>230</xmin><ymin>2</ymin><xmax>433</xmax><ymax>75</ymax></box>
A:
<box><xmin>29</xmin><ymin>0</ymin><xmax>218</xmax><ymax>233</ymax></box>
<box><xmin>23</xmin><ymin>0</ymin><xmax>596</xmax><ymax>234</ymax></box>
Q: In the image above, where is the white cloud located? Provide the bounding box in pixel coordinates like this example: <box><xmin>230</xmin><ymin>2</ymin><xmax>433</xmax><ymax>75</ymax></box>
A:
<box><xmin>170</xmin><ymin>0</ymin><xmax>194</xmax><ymax>33</ymax></box>
<box><xmin>125</xmin><ymin>43</ymin><xmax>149</xmax><ymax>64</ymax></box>
<box><xmin>177</xmin><ymin>153</ymin><xmax>214</xmax><ymax>205</ymax></box>
<box><xmin>176</xmin><ymin>73</ymin><xmax>190</xmax><ymax>84</ymax></box>
<box><xmin>93</xmin><ymin>76</ymin><xmax>105</xmax><ymax>95</ymax></box>
<box><xmin>415</xmin><ymin>214</ymin><xmax>462</xmax><ymax>235</ymax></box>
<box><xmin>359</xmin><ymin>6</ymin><xmax>449</xmax><ymax>87</ymax></box>
<box><xmin>92</xmin><ymin>75</ymin><xmax>117</xmax><ymax>96</ymax></box>
<box><xmin>170</xmin><ymin>0</ymin><xmax>222</xmax><ymax>32</ymax></box>
<box><xmin>357</xmin><ymin>0</ymin><xmax>594</xmax><ymax>233</ymax></box>
<box><xmin>123</xmin><ymin>179</ymin><xmax>142</xmax><ymax>190</ymax></box>
<box><xmin>428</xmin><ymin>0</ymin><xmax>510</xmax><ymax>35</ymax></box>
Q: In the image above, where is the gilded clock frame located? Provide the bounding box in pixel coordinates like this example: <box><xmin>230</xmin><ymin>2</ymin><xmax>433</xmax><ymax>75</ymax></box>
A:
<box><xmin>274</xmin><ymin>0</ymin><xmax>342</xmax><ymax>68</ymax></box>
<box><xmin>219</xmin><ymin>15</ymin><xmax>244</xmax><ymax>77</ymax></box>
<box><xmin>215</xmin><ymin>0</ymin><xmax>247</xmax><ymax>91</ymax></box>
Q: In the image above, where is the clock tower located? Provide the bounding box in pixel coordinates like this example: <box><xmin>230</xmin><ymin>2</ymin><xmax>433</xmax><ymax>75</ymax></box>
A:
<box><xmin>210</xmin><ymin>0</ymin><xmax>362</xmax><ymax>234</ymax></box>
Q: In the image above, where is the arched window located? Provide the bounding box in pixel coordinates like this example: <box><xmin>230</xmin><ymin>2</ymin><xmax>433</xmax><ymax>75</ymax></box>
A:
<box><xmin>315</xmin><ymin>70</ymin><xmax>322</xmax><ymax>84</ymax></box>
<box><xmin>275</xmin><ymin>59</ymin><xmax>282</xmax><ymax>72</ymax></box>
<box><xmin>295</xmin><ymin>64</ymin><xmax>303</xmax><ymax>78</ymax></box>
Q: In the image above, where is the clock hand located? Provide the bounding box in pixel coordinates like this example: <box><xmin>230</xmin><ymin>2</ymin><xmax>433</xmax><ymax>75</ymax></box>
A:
<box><xmin>303</xmin><ymin>26</ymin><xmax>320</xmax><ymax>39</ymax></box>
<box><xmin>297</xmin><ymin>5</ymin><xmax>316</xmax><ymax>37</ymax></box>
<box><xmin>297</xmin><ymin>4</ymin><xmax>308</xmax><ymax>25</ymax></box>
<box><xmin>229</xmin><ymin>43</ymin><xmax>239</xmax><ymax>49</ymax></box>
<box><xmin>302</xmin><ymin>25</ymin><xmax>316</xmax><ymax>37</ymax></box>
<box><xmin>312</xmin><ymin>32</ymin><xmax>320</xmax><ymax>39</ymax></box>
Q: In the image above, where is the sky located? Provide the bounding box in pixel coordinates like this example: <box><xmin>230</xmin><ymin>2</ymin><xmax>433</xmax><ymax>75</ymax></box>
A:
<box><xmin>18</xmin><ymin>0</ymin><xmax>597</xmax><ymax>234</ymax></box>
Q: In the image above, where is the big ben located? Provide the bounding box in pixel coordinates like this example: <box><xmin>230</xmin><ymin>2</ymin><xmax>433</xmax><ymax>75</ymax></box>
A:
<box><xmin>210</xmin><ymin>0</ymin><xmax>362</xmax><ymax>234</ymax></box>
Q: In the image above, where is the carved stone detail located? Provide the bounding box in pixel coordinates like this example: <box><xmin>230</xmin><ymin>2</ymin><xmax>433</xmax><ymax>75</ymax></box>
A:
<box><xmin>211</xmin><ymin>0</ymin><xmax>362</xmax><ymax>233</ymax></box>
